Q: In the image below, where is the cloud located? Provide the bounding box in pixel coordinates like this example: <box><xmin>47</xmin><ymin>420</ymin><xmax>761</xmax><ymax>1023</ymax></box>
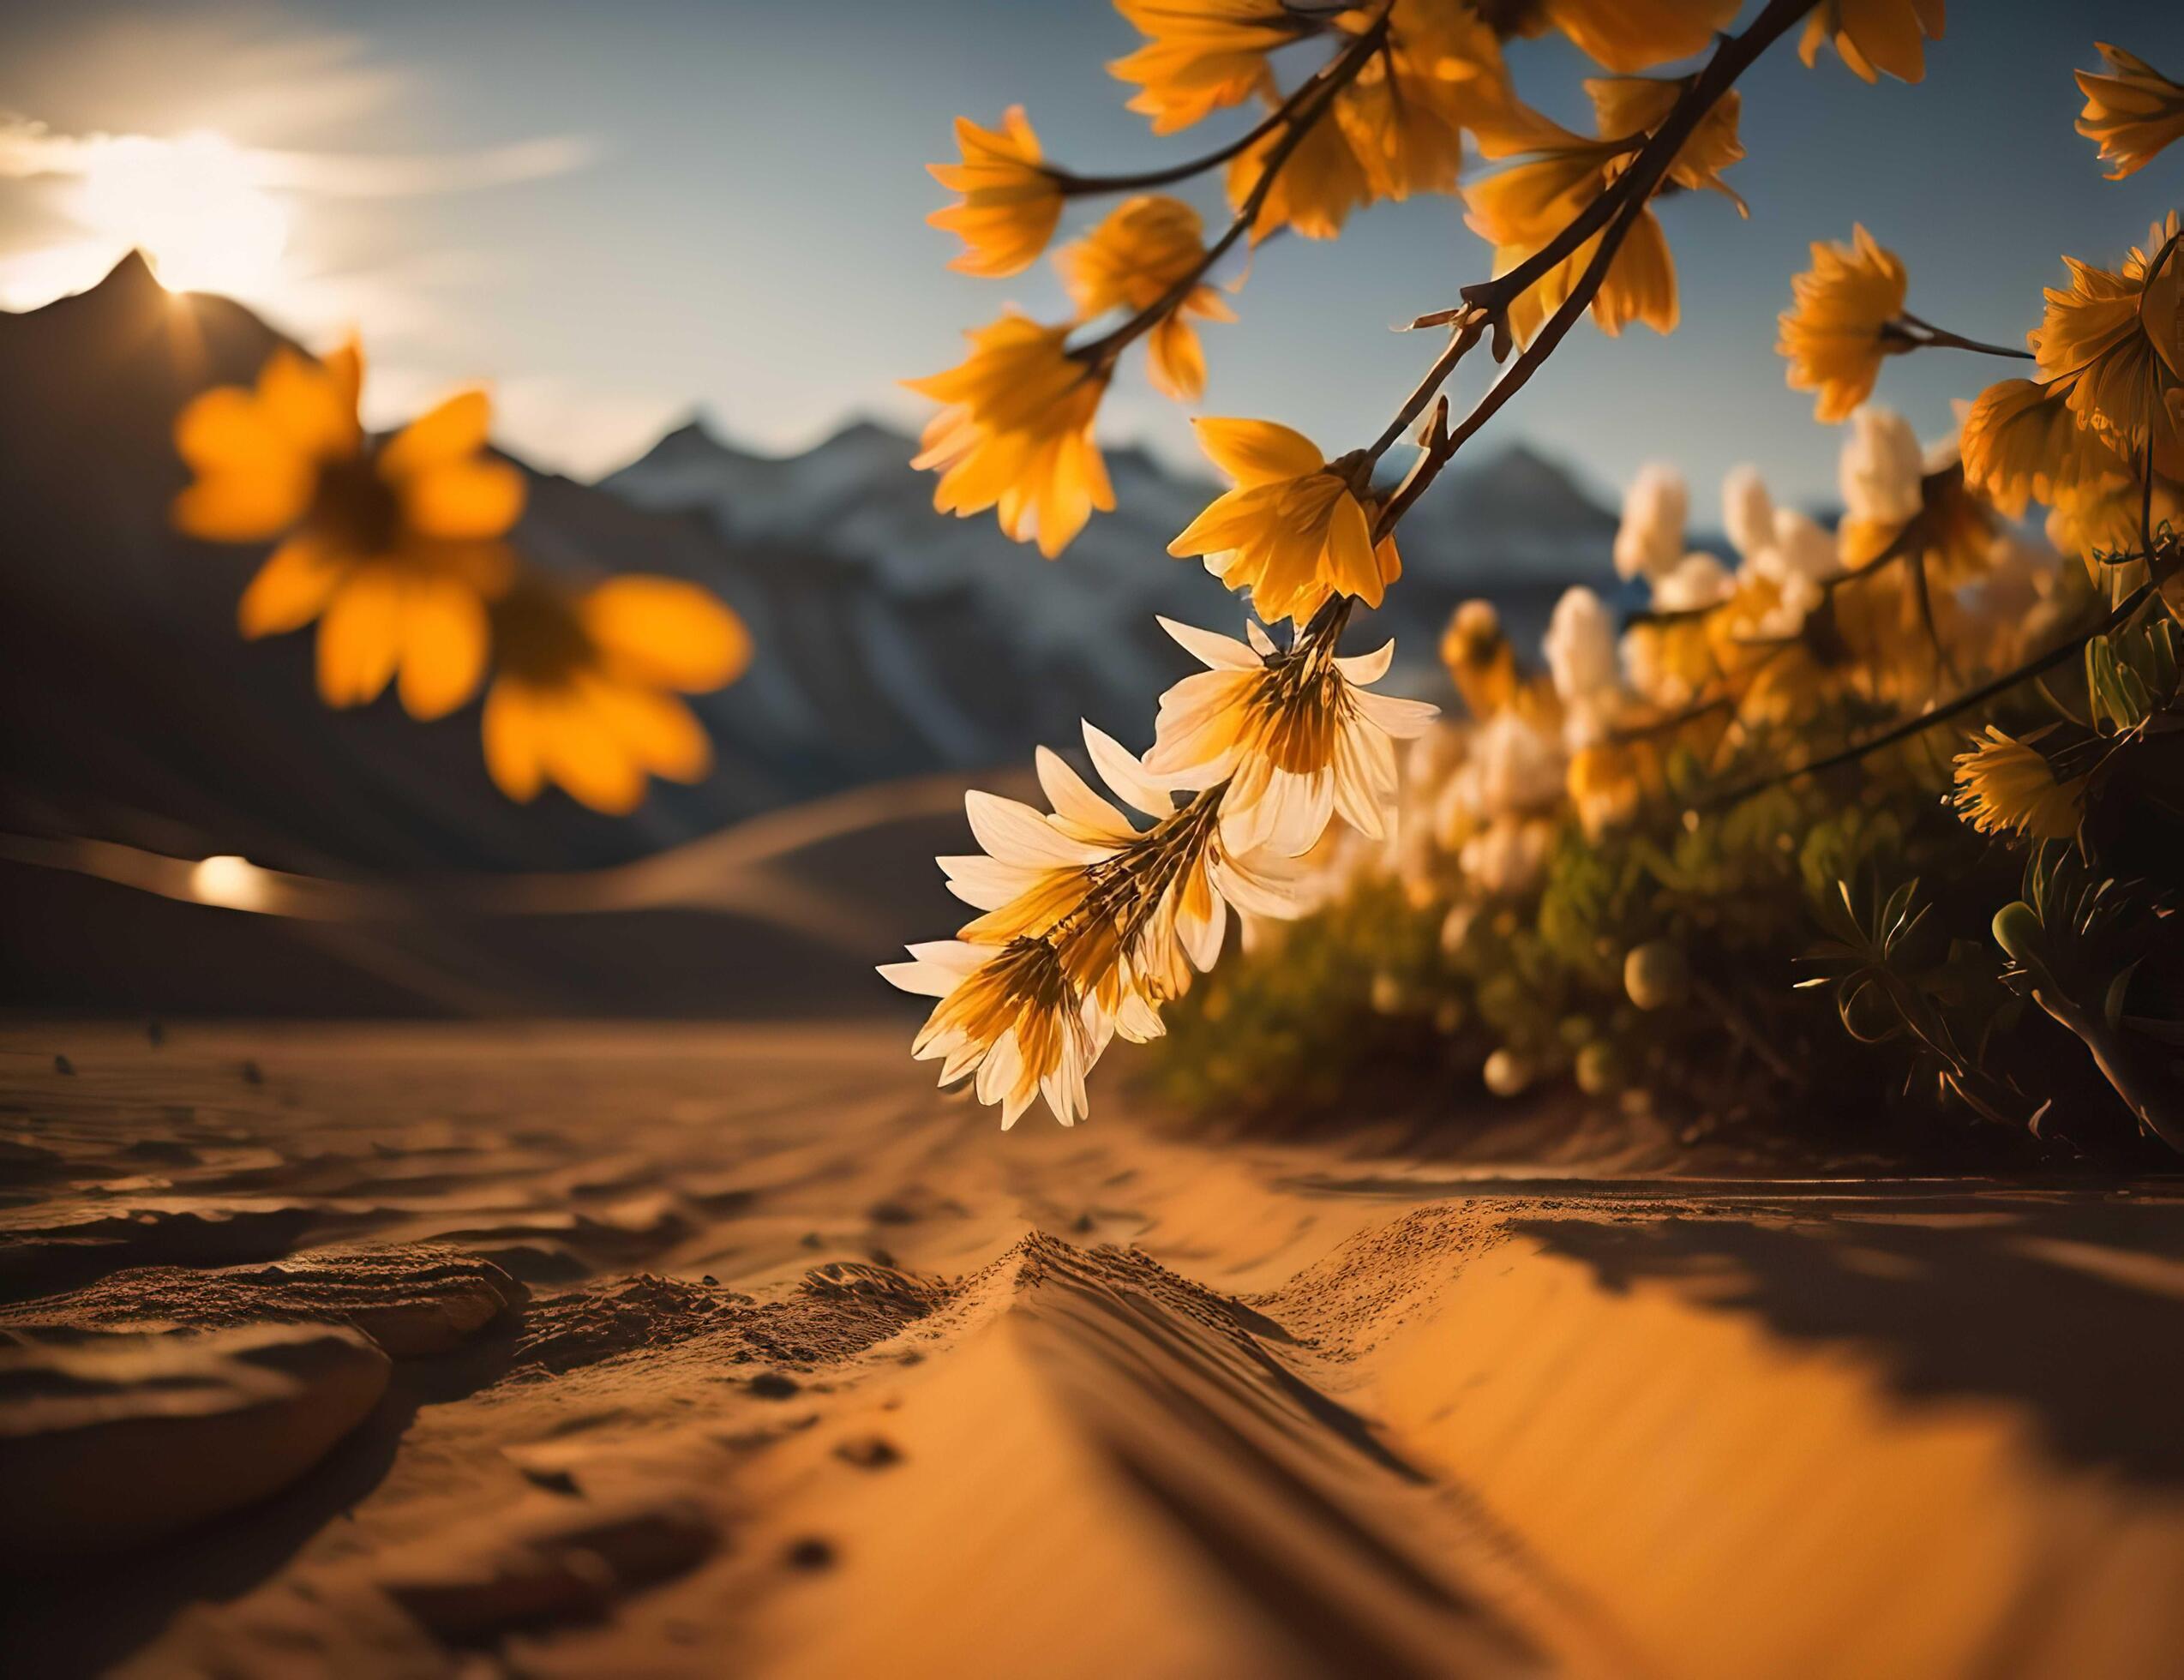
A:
<box><xmin>0</xmin><ymin>117</ymin><xmax>596</xmax><ymax>197</ymax></box>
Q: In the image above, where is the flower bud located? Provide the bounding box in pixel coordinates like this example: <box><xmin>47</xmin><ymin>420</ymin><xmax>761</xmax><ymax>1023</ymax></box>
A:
<box><xmin>1482</xmin><ymin>1047</ymin><xmax>1531</xmax><ymax>1097</ymax></box>
<box><xmin>1624</xmin><ymin>940</ymin><xmax>1690</xmax><ymax>1011</ymax></box>
<box><xmin>1575</xmin><ymin>1041</ymin><xmax>1621</xmax><ymax>1095</ymax></box>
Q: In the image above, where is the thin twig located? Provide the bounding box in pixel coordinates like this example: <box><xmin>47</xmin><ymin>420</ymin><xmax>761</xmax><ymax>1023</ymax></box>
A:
<box><xmin>1370</xmin><ymin>0</ymin><xmax>1814</xmax><ymax>540</ymax></box>
<box><xmin>1077</xmin><ymin>6</ymin><xmax>1392</xmax><ymax>367</ymax></box>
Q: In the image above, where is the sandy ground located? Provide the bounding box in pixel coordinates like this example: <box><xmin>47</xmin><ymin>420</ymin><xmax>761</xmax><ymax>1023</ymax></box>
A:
<box><xmin>2</xmin><ymin>1022</ymin><xmax>2181</xmax><ymax>1678</ymax></box>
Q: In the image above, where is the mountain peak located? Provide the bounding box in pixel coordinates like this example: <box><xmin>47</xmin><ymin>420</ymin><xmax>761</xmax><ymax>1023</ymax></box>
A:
<box><xmin>97</xmin><ymin>248</ymin><xmax>165</xmax><ymax>300</ymax></box>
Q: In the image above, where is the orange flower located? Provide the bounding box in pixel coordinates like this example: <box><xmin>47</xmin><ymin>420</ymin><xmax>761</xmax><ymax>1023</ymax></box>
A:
<box><xmin>1964</xmin><ymin>215</ymin><xmax>2184</xmax><ymax>513</ymax></box>
<box><xmin>1227</xmin><ymin>100</ymin><xmax>1377</xmax><ymax>242</ymax></box>
<box><xmin>1167</xmin><ymin>417</ymin><xmax>1401</xmax><ymax>623</ymax></box>
<box><xmin>1476</xmin><ymin>0</ymin><xmax>1739</xmax><ymax>75</ymax></box>
<box><xmin>1799</xmin><ymin>0</ymin><xmax>1945</xmax><ymax>85</ymax></box>
<box><xmin>1056</xmin><ymin>196</ymin><xmax>1235</xmax><ymax>401</ymax></box>
<box><xmin>483</xmin><ymin>575</ymin><xmax>747</xmax><ymax>814</ymax></box>
<box><xmin>2077</xmin><ymin>43</ymin><xmax>2184</xmax><ymax>181</ymax></box>
<box><xmin>1109</xmin><ymin>0</ymin><xmax>1304</xmax><ymax>135</ymax></box>
<box><xmin>1462</xmin><ymin>78</ymin><xmax>1745</xmax><ymax>345</ymax></box>
<box><xmin>905</xmin><ymin>314</ymin><xmax>1114</xmax><ymax>557</ymax></box>
<box><xmin>1777</xmin><ymin>225</ymin><xmax>1909</xmax><ymax>423</ymax></box>
<box><xmin>926</xmin><ymin>106</ymin><xmax>1063</xmax><ymax>278</ymax></box>
<box><xmin>172</xmin><ymin>339</ymin><xmax>525</xmax><ymax>721</ymax></box>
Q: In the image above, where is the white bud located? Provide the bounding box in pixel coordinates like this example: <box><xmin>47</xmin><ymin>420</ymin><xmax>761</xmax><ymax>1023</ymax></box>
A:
<box><xmin>1721</xmin><ymin>465</ymin><xmax>1775</xmax><ymax>561</ymax></box>
<box><xmin>1615</xmin><ymin>462</ymin><xmax>1687</xmax><ymax>582</ymax></box>
<box><xmin>1544</xmin><ymin>586</ymin><xmax>1620</xmax><ymax>708</ymax></box>
<box><xmin>1483</xmin><ymin>1047</ymin><xmax>1532</xmax><ymax>1097</ymax></box>
<box><xmin>1840</xmin><ymin>405</ymin><xmax>1923</xmax><ymax>526</ymax></box>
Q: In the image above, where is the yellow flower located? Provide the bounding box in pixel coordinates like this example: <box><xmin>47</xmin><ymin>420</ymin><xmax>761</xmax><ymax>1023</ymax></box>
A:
<box><xmin>1440</xmin><ymin>599</ymin><xmax>1521</xmax><ymax>718</ymax></box>
<box><xmin>1146</xmin><ymin>618</ymin><xmax>1438</xmax><ymax>855</ymax></box>
<box><xmin>1960</xmin><ymin>378</ymin><xmax>2134</xmax><ymax>519</ymax></box>
<box><xmin>1227</xmin><ymin>101</ymin><xmax>1377</xmax><ymax>242</ymax></box>
<box><xmin>173</xmin><ymin>339</ymin><xmax>525</xmax><ymax>721</ymax></box>
<box><xmin>1778</xmin><ymin>225</ymin><xmax>1909</xmax><ymax>423</ymax></box>
<box><xmin>1461</xmin><ymin>79</ymin><xmax>1744</xmax><ymax>345</ymax></box>
<box><xmin>1167</xmin><ymin>417</ymin><xmax>1401</xmax><ymax>623</ymax></box>
<box><xmin>905</xmin><ymin>314</ymin><xmax>1113</xmax><ymax>557</ymax></box>
<box><xmin>926</xmin><ymin>107</ymin><xmax>1064</xmax><ymax>279</ymax></box>
<box><xmin>1056</xmin><ymin>195</ymin><xmax>1235</xmax><ymax>401</ymax></box>
<box><xmin>886</xmin><ymin>724</ymin><xmax>1302</xmax><ymax>1125</ymax></box>
<box><xmin>1951</xmin><ymin>726</ymin><xmax>2087</xmax><ymax>842</ymax></box>
<box><xmin>1962</xmin><ymin>216</ymin><xmax>2183</xmax><ymax>513</ymax></box>
<box><xmin>2036</xmin><ymin>216</ymin><xmax>2184</xmax><ymax>453</ymax></box>
<box><xmin>2078</xmin><ymin>44</ymin><xmax>2184</xmax><ymax>181</ymax></box>
<box><xmin>882</xmin><ymin>935</ymin><xmax>1097</xmax><ymax>1129</ymax></box>
<box><xmin>1109</xmin><ymin>0</ymin><xmax>1302</xmax><ymax>135</ymax></box>
<box><xmin>482</xmin><ymin>574</ymin><xmax>748</xmax><ymax>814</ymax></box>
<box><xmin>1799</xmin><ymin>0</ymin><xmax>1945</xmax><ymax>85</ymax></box>
<box><xmin>1475</xmin><ymin>0</ymin><xmax>1739</xmax><ymax>75</ymax></box>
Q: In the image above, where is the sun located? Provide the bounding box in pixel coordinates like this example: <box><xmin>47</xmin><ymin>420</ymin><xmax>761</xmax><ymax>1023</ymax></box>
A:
<box><xmin>73</xmin><ymin>131</ymin><xmax>290</xmax><ymax>300</ymax></box>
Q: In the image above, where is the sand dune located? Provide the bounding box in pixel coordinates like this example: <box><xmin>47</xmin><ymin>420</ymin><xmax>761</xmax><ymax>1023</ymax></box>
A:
<box><xmin>2</xmin><ymin>1023</ymin><xmax>2181</xmax><ymax>1676</ymax></box>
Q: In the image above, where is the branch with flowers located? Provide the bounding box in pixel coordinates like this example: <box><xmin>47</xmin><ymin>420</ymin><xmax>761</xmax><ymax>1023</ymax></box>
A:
<box><xmin>885</xmin><ymin>0</ymin><xmax>2007</xmax><ymax>1130</ymax></box>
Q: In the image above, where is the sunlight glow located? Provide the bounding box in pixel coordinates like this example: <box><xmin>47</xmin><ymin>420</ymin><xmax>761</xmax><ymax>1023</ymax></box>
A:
<box><xmin>73</xmin><ymin>132</ymin><xmax>290</xmax><ymax>299</ymax></box>
<box><xmin>190</xmin><ymin>853</ymin><xmax>273</xmax><ymax>912</ymax></box>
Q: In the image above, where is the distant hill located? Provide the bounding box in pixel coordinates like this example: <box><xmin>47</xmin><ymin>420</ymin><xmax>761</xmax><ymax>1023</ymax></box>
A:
<box><xmin>0</xmin><ymin>255</ymin><xmax>1618</xmax><ymax>1014</ymax></box>
<box><xmin>1</xmin><ymin>253</ymin><xmax>1619</xmax><ymax>879</ymax></box>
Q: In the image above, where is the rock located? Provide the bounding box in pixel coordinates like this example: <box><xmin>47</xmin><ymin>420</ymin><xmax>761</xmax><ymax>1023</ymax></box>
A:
<box><xmin>0</xmin><ymin>1243</ymin><xmax>528</xmax><ymax>1359</ymax></box>
<box><xmin>0</xmin><ymin>1322</ymin><xmax>389</xmax><ymax>1558</ymax></box>
<box><xmin>375</xmin><ymin>1498</ymin><xmax>717</xmax><ymax>1645</ymax></box>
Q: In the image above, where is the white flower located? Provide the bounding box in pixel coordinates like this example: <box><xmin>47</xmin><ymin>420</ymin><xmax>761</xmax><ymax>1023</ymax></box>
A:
<box><xmin>1615</xmin><ymin>462</ymin><xmax>1687</xmax><ymax>582</ymax></box>
<box><xmin>1461</xmin><ymin>816</ymin><xmax>1551</xmax><ymax>897</ymax></box>
<box><xmin>1650</xmin><ymin>551</ymin><xmax>1733</xmax><ymax>613</ymax></box>
<box><xmin>1147</xmin><ymin>617</ymin><xmax>1438</xmax><ymax>858</ymax></box>
<box><xmin>1840</xmin><ymin>404</ymin><xmax>1924</xmax><ymax>525</ymax></box>
<box><xmin>1760</xmin><ymin>507</ymin><xmax>1836</xmax><ymax>586</ymax></box>
<box><xmin>1721</xmin><ymin>465</ymin><xmax>1775</xmax><ymax>561</ymax></box>
<box><xmin>1545</xmin><ymin>586</ymin><xmax>1620</xmax><ymax>706</ymax></box>
<box><xmin>882</xmin><ymin>722</ymin><xmax>1305</xmax><ymax>1128</ymax></box>
<box><xmin>1449</xmin><ymin>709</ymin><xmax>1564</xmax><ymax>825</ymax></box>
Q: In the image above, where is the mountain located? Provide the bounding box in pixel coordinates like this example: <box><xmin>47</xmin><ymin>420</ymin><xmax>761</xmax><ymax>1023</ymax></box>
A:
<box><xmin>0</xmin><ymin>255</ymin><xmax>1617</xmax><ymax>1013</ymax></box>
<box><xmin>603</xmin><ymin>413</ymin><xmax>1621</xmax><ymax>732</ymax></box>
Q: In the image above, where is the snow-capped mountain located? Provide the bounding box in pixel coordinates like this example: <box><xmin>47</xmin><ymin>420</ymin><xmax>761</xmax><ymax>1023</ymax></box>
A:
<box><xmin>599</xmin><ymin>411</ymin><xmax>1621</xmax><ymax>774</ymax></box>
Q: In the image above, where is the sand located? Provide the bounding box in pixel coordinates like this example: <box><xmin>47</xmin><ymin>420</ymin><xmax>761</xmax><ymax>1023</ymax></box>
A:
<box><xmin>2</xmin><ymin>1021</ymin><xmax>2181</xmax><ymax>1677</ymax></box>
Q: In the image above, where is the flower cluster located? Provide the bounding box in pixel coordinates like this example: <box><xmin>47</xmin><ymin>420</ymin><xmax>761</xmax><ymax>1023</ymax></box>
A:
<box><xmin>884</xmin><ymin>613</ymin><xmax>1434</xmax><ymax>1125</ymax></box>
<box><xmin>173</xmin><ymin>340</ymin><xmax>748</xmax><ymax>813</ymax></box>
<box><xmin>896</xmin><ymin>5</ymin><xmax>2184</xmax><ymax>1153</ymax></box>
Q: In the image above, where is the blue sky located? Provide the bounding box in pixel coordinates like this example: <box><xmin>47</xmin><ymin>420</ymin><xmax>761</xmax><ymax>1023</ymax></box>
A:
<box><xmin>0</xmin><ymin>0</ymin><xmax>2176</xmax><ymax>506</ymax></box>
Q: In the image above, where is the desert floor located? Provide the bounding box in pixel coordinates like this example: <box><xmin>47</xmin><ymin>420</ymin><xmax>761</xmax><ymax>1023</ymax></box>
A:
<box><xmin>3</xmin><ymin>1021</ymin><xmax>2182</xmax><ymax>1678</ymax></box>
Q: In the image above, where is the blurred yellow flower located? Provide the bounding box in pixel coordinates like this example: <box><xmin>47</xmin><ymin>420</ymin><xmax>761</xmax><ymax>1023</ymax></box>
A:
<box><xmin>1227</xmin><ymin>102</ymin><xmax>1377</xmax><ymax>242</ymax></box>
<box><xmin>1109</xmin><ymin>0</ymin><xmax>1299</xmax><ymax>135</ymax></box>
<box><xmin>1475</xmin><ymin>0</ymin><xmax>1739</xmax><ymax>75</ymax></box>
<box><xmin>1167</xmin><ymin>417</ymin><xmax>1401</xmax><ymax>622</ymax></box>
<box><xmin>2077</xmin><ymin>44</ymin><xmax>2184</xmax><ymax>181</ymax></box>
<box><xmin>1778</xmin><ymin>225</ymin><xmax>1908</xmax><ymax>423</ymax></box>
<box><xmin>926</xmin><ymin>107</ymin><xmax>1063</xmax><ymax>278</ymax></box>
<box><xmin>1462</xmin><ymin>80</ymin><xmax>1744</xmax><ymax>345</ymax></box>
<box><xmin>1056</xmin><ymin>195</ymin><xmax>1235</xmax><ymax>401</ymax></box>
<box><xmin>1951</xmin><ymin>726</ymin><xmax>2085</xmax><ymax>842</ymax></box>
<box><xmin>1441</xmin><ymin>599</ymin><xmax>1521</xmax><ymax>718</ymax></box>
<box><xmin>1799</xmin><ymin>0</ymin><xmax>1945</xmax><ymax>85</ymax></box>
<box><xmin>482</xmin><ymin>575</ymin><xmax>748</xmax><ymax>814</ymax></box>
<box><xmin>1147</xmin><ymin>618</ymin><xmax>1437</xmax><ymax>855</ymax></box>
<box><xmin>905</xmin><ymin>314</ymin><xmax>1113</xmax><ymax>557</ymax></box>
<box><xmin>173</xmin><ymin>339</ymin><xmax>525</xmax><ymax>721</ymax></box>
